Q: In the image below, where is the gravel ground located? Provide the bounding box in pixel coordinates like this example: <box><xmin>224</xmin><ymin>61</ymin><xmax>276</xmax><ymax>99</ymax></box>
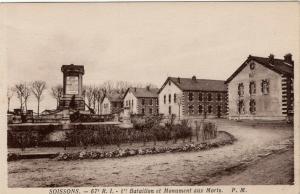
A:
<box><xmin>8</xmin><ymin>119</ymin><xmax>294</xmax><ymax>187</ymax></box>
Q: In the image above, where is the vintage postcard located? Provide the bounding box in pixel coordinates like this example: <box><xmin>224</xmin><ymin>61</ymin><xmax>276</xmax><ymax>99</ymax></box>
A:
<box><xmin>0</xmin><ymin>1</ymin><xmax>299</xmax><ymax>194</ymax></box>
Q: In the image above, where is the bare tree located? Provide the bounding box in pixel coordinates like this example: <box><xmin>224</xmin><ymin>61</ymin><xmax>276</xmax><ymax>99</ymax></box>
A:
<box><xmin>145</xmin><ymin>83</ymin><xmax>158</xmax><ymax>89</ymax></box>
<box><xmin>115</xmin><ymin>81</ymin><xmax>132</xmax><ymax>93</ymax></box>
<box><xmin>176</xmin><ymin>93</ymin><xmax>183</xmax><ymax>121</ymax></box>
<box><xmin>93</xmin><ymin>87</ymin><xmax>104</xmax><ymax>115</ymax></box>
<box><xmin>102</xmin><ymin>80</ymin><xmax>114</xmax><ymax>94</ymax></box>
<box><xmin>31</xmin><ymin>81</ymin><xmax>46</xmax><ymax>116</ymax></box>
<box><xmin>23</xmin><ymin>84</ymin><xmax>31</xmax><ymax>112</ymax></box>
<box><xmin>51</xmin><ymin>85</ymin><xmax>63</xmax><ymax>108</ymax></box>
<box><xmin>85</xmin><ymin>85</ymin><xmax>95</xmax><ymax>108</ymax></box>
<box><xmin>15</xmin><ymin>83</ymin><xmax>26</xmax><ymax>112</ymax></box>
<box><xmin>7</xmin><ymin>86</ymin><xmax>14</xmax><ymax>113</ymax></box>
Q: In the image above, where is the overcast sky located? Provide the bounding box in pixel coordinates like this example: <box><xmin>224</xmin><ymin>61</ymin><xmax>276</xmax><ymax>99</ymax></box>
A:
<box><xmin>2</xmin><ymin>2</ymin><xmax>299</xmax><ymax>111</ymax></box>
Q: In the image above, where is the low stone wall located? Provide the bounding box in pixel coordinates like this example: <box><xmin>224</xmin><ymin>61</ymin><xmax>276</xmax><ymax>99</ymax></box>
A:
<box><xmin>7</xmin><ymin>122</ymin><xmax>120</xmax><ymax>148</ymax></box>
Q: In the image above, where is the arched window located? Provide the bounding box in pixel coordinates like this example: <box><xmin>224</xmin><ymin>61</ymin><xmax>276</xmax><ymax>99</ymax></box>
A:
<box><xmin>169</xmin><ymin>94</ymin><xmax>171</xmax><ymax>103</ymax></box>
<box><xmin>168</xmin><ymin>106</ymin><xmax>172</xmax><ymax>115</ymax></box>
<box><xmin>261</xmin><ymin>79</ymin><xmax>270</xmax><ymax>95</ymax></box>
<box><xmin>174</xmin><ymin>94</ymin><xmax>177</xmax><ymax>103</ymax></box>
<box><xmin>249</xmin><ymin>81</ymin><xmax>256</xmax><ymax>95</ymax></box>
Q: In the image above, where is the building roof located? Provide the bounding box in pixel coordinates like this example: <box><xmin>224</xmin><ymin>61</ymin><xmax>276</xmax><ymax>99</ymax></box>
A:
<box><xmin>225</xmin><ymin>54</ymin><xmax>294</xmax><ymax>84</ymax></box>
<box><xmin>124</xmin><ymin>87</ymin><xmax>159</xmax><ymax>98</ymax></box>
<box><xmin>102</xmin><ymin>91</ymin><xmax>124</xmax><ymax>103</ymax></box>
<box><xmin>159</xmin><ymin>76</ymin><xmax>227</xmax><ymax>93</ymax></box>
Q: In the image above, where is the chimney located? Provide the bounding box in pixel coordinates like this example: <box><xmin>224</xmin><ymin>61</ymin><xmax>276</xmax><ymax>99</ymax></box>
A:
<box><xmin>134</xmin><ymin>87</ymin><xmax>137</xmax><ymax>92</ymax></box>
<box><xmin>192</xmin><ymin>75</ymin><xmax>197</xmax><ymax>82</ymax></box>
<box><xmin>268</xmin><ymin>54</ymin><xmax>274</xmax><ymax>65</ymax></box>
<box><xmin>284</xmin><ymin>53</ymin><xmax>294</xmax><ymax>65</ymax></box>
<box><xmin>146</xmin><ymin>85</ymin><xmax>150</xmax><ymax>91</ymax></box>
<box><xmin>177</xmin><ymin>77</ymin><xmax>181</xmax><ymax>83</ymax></box>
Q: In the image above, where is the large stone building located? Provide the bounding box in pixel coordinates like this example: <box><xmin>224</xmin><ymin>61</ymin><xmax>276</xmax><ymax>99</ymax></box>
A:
<box><xmin>100</xmin><ymin>92</ymin><xmax>124</xmax><ymax>115</ymax></box>
<box><xmin>123</xmin><ymin>87</ymin><xmax>159</xmax><ymax>116</ymax></box>
<box><xmin>158</xmin><ymin>76</ymin><xmax>227</xmax><ymax>119</ymax></box>
<box><xmin>225</xmin><ymin>54</ymin><xmax>294</xmax><ymax>120</ymax></box>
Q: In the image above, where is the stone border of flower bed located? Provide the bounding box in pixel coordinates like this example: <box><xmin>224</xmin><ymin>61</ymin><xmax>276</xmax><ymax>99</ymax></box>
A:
<box><xmin>7</xmin><ymin>131</ymin><xmax>236</xmax><ymax>161</ymax></box>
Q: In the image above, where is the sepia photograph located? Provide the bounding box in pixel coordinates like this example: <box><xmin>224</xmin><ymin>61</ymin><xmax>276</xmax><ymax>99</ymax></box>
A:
<box><xmin>1</xmin><ymin>1</ymin><xmax>299</xmax><ymax>194</ymax></box>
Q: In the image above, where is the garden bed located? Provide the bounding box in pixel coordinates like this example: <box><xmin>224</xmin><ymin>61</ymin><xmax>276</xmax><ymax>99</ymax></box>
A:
<box><xmin>8</xmin><ymin>131</ymin><xmax>235</xmax><ymax>161</ymax></box>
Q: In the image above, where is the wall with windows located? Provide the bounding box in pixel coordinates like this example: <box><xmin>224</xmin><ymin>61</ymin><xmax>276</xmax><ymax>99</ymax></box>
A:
<box><xmin>100</xmin><ymin>97</ymin><xmax>123</xmax><ymax>115</ymax></box>
<box><xmin>227</xmin><ymin>60</ymin><xmax>284</xmax><ymax>120</ymax></box>
<box><xmin>100</xmin><ymin>97</ymin><xmax>111</xmax><ymax>115</ymax></box>
<box><xmin>182</xmin><ymin>91</ymin><xmax>227</xmax><ymax>118</ymax></box>
<box><xmin>158</xmin><ymin>80</ymin><xmax>182</xmax><ymax>118</ymax></box>
<box><xmin>123</xmin><ymin>92</ymin><xmax>138</xmax><ymax>114</ymax></box>
<box><xmin>136</xmin><ymin>97</ymin><xmax>159</xmax><ymax>116</ymax></box>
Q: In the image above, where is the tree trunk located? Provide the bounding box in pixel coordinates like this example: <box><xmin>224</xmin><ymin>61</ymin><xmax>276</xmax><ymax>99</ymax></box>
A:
<box><xmin>8</xmin><ymin>99</ymin><xmax>10</xmax><ymax>112</ymax></box>
<box><xmin>37</xmin><ymin>99</ymin><xmax>40</xmax><ymax>117</ymax></box>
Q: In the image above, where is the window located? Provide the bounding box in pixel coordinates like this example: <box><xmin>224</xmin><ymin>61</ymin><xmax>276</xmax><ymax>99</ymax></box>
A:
<box><xmin>250</xmin><ymin>62</ymin><xmax>255</xmax><ymax>70</ymax></box>
<box><xmin>261</xmin><ymin>79</ymin><xmax>270</xmax><ymax>95</ymax></box>
<box><xmin>188</xmin><ymin>105</ymin><xmax>194</xmax><ymax>115</ymax></box>
<box><xmin>198</xmin><ymin>105</ymin><xmax>203</xmax><ymax>114</ymax></box>
<box><xmin>199</xmin><ymin>93</ymin><xmax>203</xmax><ymax>101</ymax></box>
<box><xmin>142</xmin><ymin>108</ymin><xmax>145</xmax><ymax>115</ymax></box>
<box><xmin>164</xmin><ymin>95</ymin><xmax>166</xmax><ymax>104</ymax></box>
<box><xmin>169</xmin><ymin>94</ymin><xmax>171</xmax><ymax>103</ymax></box>
<box><xmin>238</xmin><ymin>83</ymin><xmax>244</xmax><ymax>97</ymax></box>
<box><xmin>150</xmin><ymin>99</ymin><xmax>153</xmax><ymax>105</ymax></box>
<box><xmin>217</xmin><ymin>93</ymin><xmax>221</xmax><ymax>101</ymax></box>
<box><xmin>249</xmin><ymin>81</ymin><xmax>256</xmax><ymax>95</ymax></box>
<box><xmin>149</xmin><ymin>108</ymin><xmax>152</xmax><ymax>114</ymax></box>
<box><xmin>132</xmin><ymin>100</ymin><xmax>134</xmax><ymax>107</ymax></box>
<box><xmin>168</xmin><ymin>81</ymin><xmax>171</xmax><ymax>86</ymax></box>
<box><xmin>208</xmin><ymin>105</ymin><xmax>212</xmax><ymax>113</ymax></box>
<box><xmin>174</xmin><ymin>94</ymin><xmax>177</xmax><ymax>103</ymax></box>
<box><xmin>249</xmin><ymin>99</ymin><xmax>256</xmax><ymax>114</ymax></box>
<box><xmin>208</xmin><ymin>93</ymin><xmax>212</xmax><ymax>101</ymax></box>
<box><xmin>188</xmin><ymin>92</ymin><xmax>194</xmax><ymax>101</ymax></box>
<box><xmin>142</xmin><ymin>99</ymin><xmax>145</xmax><ymax>105</ymax></box>
<box><xmin>238</xmin><ymin>100</ymin><xmax>245</xmax><ymax>114</ymax></box>
<box><xmin>168</xmin><ymin>106</ymin><xmax>172</xmax><ymax>115</ymax></box>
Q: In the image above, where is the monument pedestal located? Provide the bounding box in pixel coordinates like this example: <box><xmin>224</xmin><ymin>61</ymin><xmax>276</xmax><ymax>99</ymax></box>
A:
<box><xmin>58</xmin><ymin>64</ymin><xmax>85</xmax><ymax>111</ymax></box>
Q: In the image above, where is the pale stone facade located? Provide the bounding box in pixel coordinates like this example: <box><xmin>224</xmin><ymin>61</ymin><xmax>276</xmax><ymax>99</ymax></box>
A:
<box><xmin>101</xmin><ymin>97</ymin><xmax>112</xmax><ymax>115</ymax></box>
<box><xmin>226</xmin><ymin>55</ymin><xmax>294</xmax><ymax>120</ymax></box>
<box><xmin>123</xmin><ymin>91</ymin><xmax>138</xmax><ymax>114</ymax></box>
<box><xmin>158</xmin><ymin>80</ymin><xmax>183</xmax><ymax>118</ymax></box>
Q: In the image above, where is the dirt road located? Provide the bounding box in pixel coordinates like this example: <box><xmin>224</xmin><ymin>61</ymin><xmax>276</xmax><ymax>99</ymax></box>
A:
<box><xmin>8</xmin><ymin>119</ymin><xmax>294</xmax><ymax>187</ymax></box>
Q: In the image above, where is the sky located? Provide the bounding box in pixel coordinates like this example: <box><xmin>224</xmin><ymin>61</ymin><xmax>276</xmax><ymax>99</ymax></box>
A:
<box><xmin>2</xmin><ymin>2</ymin><xmax>299</xmax><ymax>112</ymax></box>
